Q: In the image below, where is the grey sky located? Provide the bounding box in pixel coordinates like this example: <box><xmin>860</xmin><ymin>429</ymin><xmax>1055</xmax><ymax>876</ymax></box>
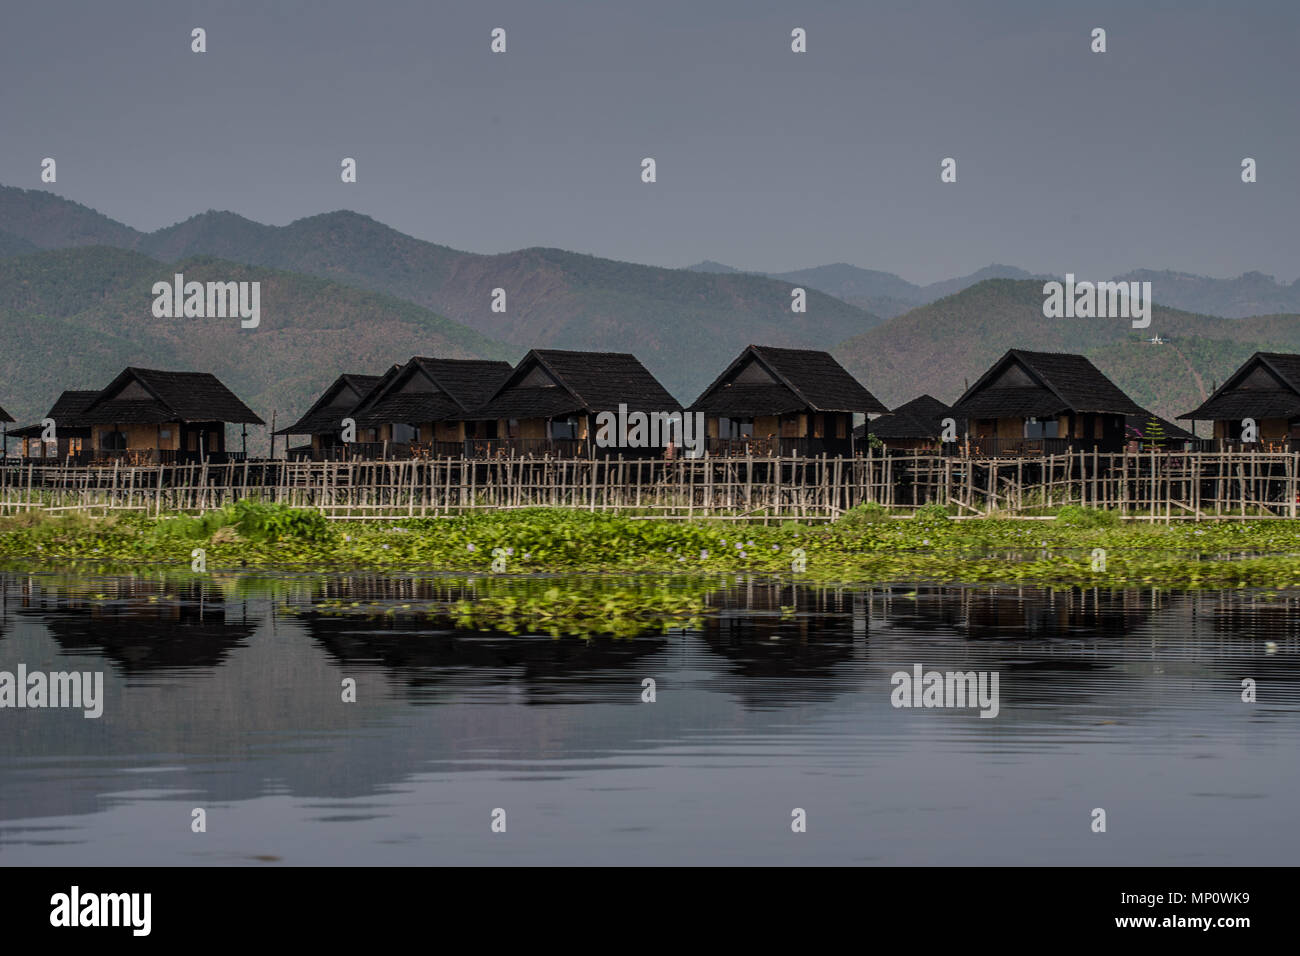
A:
<box><xmin>1</xmin><ymin>0</ymin><xmax>1295</xmax><ymax>284</ymax></box>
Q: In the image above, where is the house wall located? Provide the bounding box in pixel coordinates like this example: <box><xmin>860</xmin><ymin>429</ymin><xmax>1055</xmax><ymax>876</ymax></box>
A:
<box><xmin>508</xmin><ymin>418</ymin><xmax>548</xmax><ymax>440</ymax></box>
<box><xmin>1215</xmin><ymin>418</ymin><xmax>1291</xmax><ymax>441</ymax></box>
<box><xmin>21</xmin><ymin>435</ymin><xmax>86</xmax><ymax>458</ymax></box>
<box><xmin>426</xmin><ymin>421</ymin><xmax>464</xmax><ymax>442</ymax></box>
<box><xmin>92</xmin><ymin>423</ymin><xmax>181</xmax><ymax>451</ymax></box>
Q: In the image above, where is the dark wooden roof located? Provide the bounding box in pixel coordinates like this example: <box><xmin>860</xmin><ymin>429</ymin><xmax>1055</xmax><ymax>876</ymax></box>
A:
<box><xmin>952</xmin><ymin>350</ymin><xmax>1142</xmax><ymax>419</ymax></box>
<box><xmin>352</xmin><ymin>357</ymin><xmax>512</xmax><ymax>427</ymax></box>
<box><xmin>689</xmin><ymin>345</ymin><xmax>887</xmax><ymax>416</ymax></box>
<box><xmin>861</xmin><ymin>394</ymin><xmax>966</xmax><ymax>440</ymax></box>
<box><xmin>277</xmin><ymin>373</ymin><xmax>386</xmax><ymax>435</ymax></box>
<box><xmin>1180</xmin><ymin>352</ymin><xmax>1300</xmax><ymax>421</ymax></box>
<box><xmin>474</xmin><ymin>350</ymin><xmax>679</xmax><ymax>420</ymax></box>
<box><xmin>1127</xmin><ymin>410</ymin><xmax>1196</xmax><ymax>442</ymax></box>
<box><xmin>79</xmin><ymin>368</ymin><xmax>264</xmax><ymax>425</ymax></box>
<box><xmin>0</xmin><ymin>405</ymin><xmax>11</xmax><ymax>423</ymax></box>
<box><xmin>8</xmin><ymin>390</ymin><xmax>99</xmax><ymax>438</ymax></box>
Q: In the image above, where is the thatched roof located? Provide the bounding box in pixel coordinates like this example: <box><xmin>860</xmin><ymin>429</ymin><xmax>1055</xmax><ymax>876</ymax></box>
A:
<box><xmin>689</xmin><ymin>345</ymin><xmax>887</xmax><ymax>416</ymax></box>
<box><xmin>861</xmin><ymin>394</ymin><xmax>965</xmax><ymax>440</ymax></box>
<box><xmin>352</xmin><ymin>357</ymin><xmax>512</xmax><ymax>428</ymax></box>
<box><xmin>474</xmin><ymin>350</ymin><xmax>678</xmax><ymax>420</ymax></box>
<box><xmin>276</xmin><ymin>373</ymin><xmax>386</xmax><ymax>435</ymax></box>
<box><xmin>1180</xmin><ymin>352</ymin><xmax>1300</xmax><ymax>421</ymax></box>
<box><xmin>79</xmin><ymin>368</ymin><xmax>264</xmax><ymax>425</ymax></box>
<box><xmin>8</xmin><ymin>390</ymin><xmax>99</xmax><ymax>438</ymax></box>
<box><xmin>952</xmin><ymin>350</ymin><xmax>1142</xmax><ymax>419</ymax></box>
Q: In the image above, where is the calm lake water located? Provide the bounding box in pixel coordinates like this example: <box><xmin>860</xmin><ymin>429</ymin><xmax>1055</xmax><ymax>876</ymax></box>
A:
<box><xmin>1</xmin><ymin>570</ymin><xmax>1297</xmax><ymax>866</ymax></box>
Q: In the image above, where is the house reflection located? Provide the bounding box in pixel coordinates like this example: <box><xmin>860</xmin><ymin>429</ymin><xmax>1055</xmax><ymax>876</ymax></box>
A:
<box><xmin>871</xmin><ymin>585</ymin><xmax>1160</xmax><ymax>641</ymax></box>
<box><xmin>14</xmin><ymin>575</ymin><xmax>256</xmax><ymax>672</ymax></box>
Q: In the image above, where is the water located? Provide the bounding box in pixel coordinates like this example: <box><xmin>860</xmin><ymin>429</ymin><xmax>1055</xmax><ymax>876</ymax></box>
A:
<box><xmin>1</xmin><ymin>571</ymin><xmax>1297</xmax><ymax>865</ymax></box>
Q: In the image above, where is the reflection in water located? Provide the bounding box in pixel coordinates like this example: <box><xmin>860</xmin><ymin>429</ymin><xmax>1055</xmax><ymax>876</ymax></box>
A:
<box><xmin>0</xmin><ymin>571</ymin><xmax>1297</xmax><ymax>866</ymax></box>
<box><xmin>15</xmin><ymin>575</ymin><xmax>256</xmax><ymax>672</ymax></box>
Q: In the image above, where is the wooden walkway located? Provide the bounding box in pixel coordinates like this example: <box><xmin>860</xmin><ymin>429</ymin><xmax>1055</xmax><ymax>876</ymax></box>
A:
<box><xmin>2</xmin><ymin>449</ymin><xmax>1298</xmax><ymax>521</ymax></box>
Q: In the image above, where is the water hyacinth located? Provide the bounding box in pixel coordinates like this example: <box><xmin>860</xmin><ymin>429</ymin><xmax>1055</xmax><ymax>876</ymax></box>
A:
<box><xmin>7</xmin><ymin>504</ymin><xmax>1300</xmax><ymax>591</ymax></box>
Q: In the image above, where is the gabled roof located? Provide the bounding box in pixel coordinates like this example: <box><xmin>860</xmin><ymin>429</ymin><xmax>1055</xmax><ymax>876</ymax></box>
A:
<box><xmin>864</xmin><ymin>394</ymin><xmax>966</xmax><ymax>440</ymax></box>
<box><xmin>952</xmin><ymin>350</ymin><xmax>1142</xmax><ymax>419</ymax></box>
<box><xmin>689</xmin><ymin>345</ymin><xmax>887</xmax><ymax>416</ymax></box>
<box><xmin>8</xmin><ymin>390</ymin><xmax>99</xmax><ymax>438</ymax></box>
<box><xmin>276</xmin><ymin>373</ymin><xmax>385</xmax><ymax>435</ymax></box>
<box><xmin>1127</xmin><ymin>410</ymin><xmax>1196</xmax><ymax>442</ymax></box>
<box><xmin>1179</xmin><ymin>352</ymin><xmax>1300</xmax><ymax>421</ymax></box>
<box><xmin>79</xmin><ymin>368</ymin><xmax>264</xmax><ymax>425</ymax></box>
<box><xmin>352</xmin><ymin>357</ymin><xmax>513</xmax><ymax>427</ymax></box>
<box><xmin>474</xmin><ymin>350</ymin><xmax>679</xmax><ymax>420</ymax></box>
<box><xmin>0</xmin><ymin>405</ymin><xmax>11</xmax><ymax>423</ymax></box>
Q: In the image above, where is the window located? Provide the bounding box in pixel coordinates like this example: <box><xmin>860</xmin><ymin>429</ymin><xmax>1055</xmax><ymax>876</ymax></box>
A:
<box><xmin>100</xmin><ymin>430</ymin><xmax>126</xmax><ymax>450</ymax></box>
<box><xmin>550</xmin><ymin>416</ymin><xmax>579</xmax><ymax>440</ymax></box>
<box><xmin>719</xmin><ymin>417</ymin><xmax>754</xmax><ymax>439</ymax></box>
<box><xmin>392</xmin><ymin>423</ymin><xmax>417</xmax><ymax>443</ymax></box>
<box><xmin>1024</xmin><ymin>417</ymin><xmax>1058</xmax><ymax>439</ymax></box>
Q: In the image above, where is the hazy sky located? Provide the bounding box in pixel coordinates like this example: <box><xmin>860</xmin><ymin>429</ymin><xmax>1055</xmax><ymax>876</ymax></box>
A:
<box><xmin>1</xmin><ymin>0</ymin><xmax>1296</xmax><ymax>284</ymax></box>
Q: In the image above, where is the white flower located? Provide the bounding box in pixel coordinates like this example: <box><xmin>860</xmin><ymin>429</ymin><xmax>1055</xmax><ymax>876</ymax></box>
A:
<box><xmin>700</xmin><ymin>550</ymin><xmax>709</xmax><ymax>559</ymax></box>
<box><xmin>467</xmin><ymin>543</ymin><xmax>476</xmax><ymax>552</ymax></box>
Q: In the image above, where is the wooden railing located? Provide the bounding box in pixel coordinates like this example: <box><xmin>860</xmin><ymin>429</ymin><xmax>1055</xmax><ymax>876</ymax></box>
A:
<box><xmin>942</xmin><ymin>438</ymin><xmax>1074</xmax><ymax>458</ymax></box>
<box><xmin>706</xmin><ymin>437</ymin><xmax>835</xmax><ymax>457</ymax></box>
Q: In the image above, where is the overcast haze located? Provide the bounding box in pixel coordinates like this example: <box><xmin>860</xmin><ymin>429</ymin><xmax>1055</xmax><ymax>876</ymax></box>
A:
<box><xmin>1</xmin><ymin>0</ymin><xmax>1296</xmax><ymax>284</ymax></box>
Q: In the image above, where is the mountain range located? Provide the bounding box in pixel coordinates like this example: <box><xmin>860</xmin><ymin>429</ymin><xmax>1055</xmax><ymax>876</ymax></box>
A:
<box><xmin>1</xmin><ymin>184</ymin><xmax>1298</xmax><ymax>439</ymax></box>
<box><xmin>0</xmin><ymin>186</ymin><xmax>884</xmax><ymax>405</ymax></box>
<box><xmin>689</xmin><ymin>259</ymin><xmax>1300</xmax><ymax>321</ymax></box>
<box><xmin>833</xmin><ymin>279</ymin><xmax>1300</xmax><ymax>427</ymax></box>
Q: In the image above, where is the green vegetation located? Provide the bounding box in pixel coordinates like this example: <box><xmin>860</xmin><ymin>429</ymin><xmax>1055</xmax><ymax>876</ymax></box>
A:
<box><xmin>1140</xmin><ymin>416</ymin><xmax>1167</xmax><ymax>450</ymax></box>
<box><xmin>0</xmin><ymin>245</ymin><xmax>515</xmax><ymax>434</ymax></box>
<box><xmin>0</xmin><ymin>187</ymin><xmax>879</xmax><ymax>405</ymax></box>
<box><xmin>287</xmin><ymin>576</ymin><xmax>713</xmax><ymax>637</ymax></box>
<box><xmin>834</xmin><ymin>278</ymin><xmax>1300</xmax><ymax>416</ymax></box>
<box><xmin>8</xmin><ymin>503</ymin><xmax>1300</xmax><ymax>591</ymax></box>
